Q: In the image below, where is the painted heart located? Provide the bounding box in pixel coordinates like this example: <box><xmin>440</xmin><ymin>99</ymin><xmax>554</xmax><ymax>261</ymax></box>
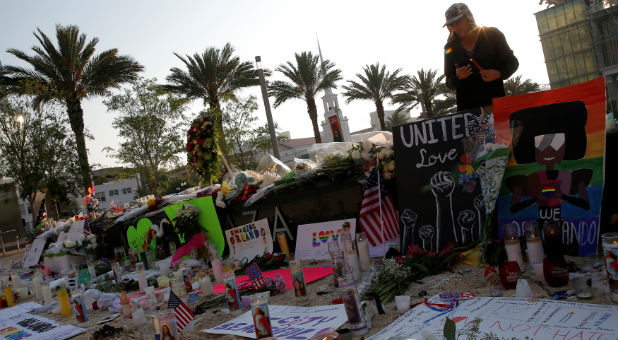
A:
<box><xmin>318</xmin><ymin>231</ymin><xmax>331</xmax><ymax>243</ymax></box>
<box><xmin>126</xmin><ymin>218</ymin><xmax>156</xmax><ymax>255</ymax></box>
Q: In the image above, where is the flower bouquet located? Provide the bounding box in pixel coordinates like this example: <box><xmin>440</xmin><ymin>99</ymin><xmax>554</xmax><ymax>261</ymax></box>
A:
<box><xmin>186</xmin><ymin>109</ymin><xmax>222</xmax><ymax>183</ymax></box>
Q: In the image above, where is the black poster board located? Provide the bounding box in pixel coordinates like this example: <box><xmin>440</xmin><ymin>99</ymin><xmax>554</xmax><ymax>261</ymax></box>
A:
<box><xmin>393</xmin><ymin>108</ymin><xmax>485</xmax><ymax>253</ymax></box>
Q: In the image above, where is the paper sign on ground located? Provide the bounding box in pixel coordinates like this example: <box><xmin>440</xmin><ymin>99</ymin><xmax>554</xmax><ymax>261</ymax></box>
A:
<box><xmin>22</xmin><ymin>237</ymin><xmax>46</xmax><ymax>268</ymax></box>
<box><xmin>295</xmin><ymin>219</ymin><xmax>355</xmax><ymax>260</ymax></box>
<box><xmin>204</xmin><ymin>304</ymin><xmax>347</xmax><ymax>340</ymax></box>
<box><xmin>225</xmin><ymin>219</ymin><xmax>272</xmax><ymax>262</ymax></box>
<box><xmin>367</xmin><ymin>296</ymin><xmax>618</xmax><ymax>340</ymax></box>
<box><xmin>0</xmin><ymin>313</ymin><xmax>85</xmax><ymax>340</ymax></box>
<box><xmin>0</xmin><ymin>302</ymin><xmax>42</xmax><ymax>321</ymax></box>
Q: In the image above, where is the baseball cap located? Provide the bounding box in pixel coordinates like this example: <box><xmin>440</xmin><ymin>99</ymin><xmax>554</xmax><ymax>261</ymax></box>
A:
<box><xmin>443</xmin><ymin>3</ymin><xmax>470</xmax><ymax>27</ymax></box>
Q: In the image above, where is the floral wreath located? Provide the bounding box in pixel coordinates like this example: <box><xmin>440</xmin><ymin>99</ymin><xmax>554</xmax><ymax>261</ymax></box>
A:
<box><xmin>186</xmin><ymin>109</ymin><xmax>222</xmax><ymax>183</ymax></box>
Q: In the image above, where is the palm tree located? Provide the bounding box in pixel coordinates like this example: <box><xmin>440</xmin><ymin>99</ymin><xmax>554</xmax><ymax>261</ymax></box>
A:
<box><xmin>342</xmin><ymin>63</ymin><xmax>407</xmax><ymax>131</ymax></box>
<box><xmin>269</xmin><ymin>51</ymin><xmax>342</xmax><ymax>143</ymax></box>
<box><xmin>393</xmin><ymin>68</ymin><xmax>451</xmax><ymax>119</ymax></box>
<box><xmin>2</xmin><ymin>25</ymin><xmax>143</xmax><ymax>192</ymax></box>
<box><xmin>504</xmin><ymin>75</ymin><xmax>541</xmax><ymax>96</ymax></box>
<box><xmin>385</xmin><ymin>110</ymin><xmax>411</xmax><ymax>130</ymax></box>
<box><xmin>165</xmin><ymin>43</ymin><xmax>259</xmax><ymax>156</ymax></box>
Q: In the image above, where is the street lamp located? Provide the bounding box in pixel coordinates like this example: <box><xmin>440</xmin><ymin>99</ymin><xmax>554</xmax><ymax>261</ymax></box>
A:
<box><xmin>255</xmin><ymin>56</ymin><xmax>280</xmax><ymax>159</ymax></box>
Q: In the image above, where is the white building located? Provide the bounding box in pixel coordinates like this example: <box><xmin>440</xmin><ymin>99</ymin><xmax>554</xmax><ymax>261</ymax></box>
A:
<box><xmin>95</xmin><ymin>176</ymin><xmax>140</xmax><ymax>211</ymax></box>
<box><xmin>369</xmin><ymin>109</ymin><xmax>412</xmax><ymax>131</ymax></box>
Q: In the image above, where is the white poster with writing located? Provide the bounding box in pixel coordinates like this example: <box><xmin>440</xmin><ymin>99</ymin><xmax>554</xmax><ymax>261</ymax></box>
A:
<box><xmin>204</xmin><ymin>304</ymin><xmax>348</xmax><ymax>339</ymax></box>
<box><xmin>0</xmin><ymin>313</ymin><xmax>86</xmax><ymax>340</ymax></box>
<box><xmin>22</xmin><ymin>237</ymin><xmax>47</xmax><ymax>268</ymax></box>
<box><xmin>225</xmin><ymin>219</ymin><xmax>273</xmax><ymax>262</ymax></box>
<box><xmin>368</xmin><ymin>296</ymin><xmax>618</xmax><ymax>340</ymax></box>
<box><xmin>295</xmin><ymin>219</ymin><xmax>356</xmax><ymax>260</ymax></box>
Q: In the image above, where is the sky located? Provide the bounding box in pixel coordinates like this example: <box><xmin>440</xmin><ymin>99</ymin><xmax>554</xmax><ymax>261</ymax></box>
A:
<box><xmin>1</xmin><ymin>0</ymin><xmax>551</xmax><ymax>169</ymax></box>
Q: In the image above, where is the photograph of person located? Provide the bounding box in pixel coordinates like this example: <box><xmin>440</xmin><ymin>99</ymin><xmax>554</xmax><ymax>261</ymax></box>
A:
<box><xmin>252</xmin><ymin>306</ymin><xmax>272</xmax><ymax>338</ymax></box>
<box><xmin>161</xmin><ymin>321</ymin><xmax>177</xmax><ymax>340</ymax></box>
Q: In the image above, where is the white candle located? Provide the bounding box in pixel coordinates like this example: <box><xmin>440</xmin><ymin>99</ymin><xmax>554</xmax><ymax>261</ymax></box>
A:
<box><xmin>10</xmin><ymin>272</ymin><xmax>20</xmax><ymax>288</ymax></box>
<box><xmin>199</xmin><ymin>276</ymin><xmax>213</xmax><ymax>296</ymax></box>
<box><xmin>33</xmin><ymin>276</ymin><xmax>42</xmax><ymax>300</ymax></box>
<box><xmin>212</xmin><ymin>258</ymin><xmax>223</xmax><ymax>284</ymax></box>
<box><xmin>157</xmin><ymin>275</ymin><xmax>170</xmax><ymax>289</ymax></box>
<box><xmin>505</xmin><ymin>240</ymin><xmax>525</xmax><ymax>272</ymax></box>
<box><xmin>132</xmin><ymin>305</ymin><xmax>146</xmax><ymax>327</ymax></box>
<box><xmin>356</xmin><ymin>235</ymin><xmax>371</xmax><ymax>271</ymax></box>
<box><xmin>42</xmin><ymin>283</ymin><xmax>53</xmax><ymax>305</ymax></box>
<box><xmin>526</xmin><ymin>239</ymin><xmax>544</xmax><ymax>265</ymax></box>
<box><xmin>88</xmin><ymin>263</ymin><xmax>97</xmax><ymax>283</ymax></box>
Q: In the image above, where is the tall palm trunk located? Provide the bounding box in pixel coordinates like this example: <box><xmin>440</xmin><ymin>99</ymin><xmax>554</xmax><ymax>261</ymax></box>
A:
<box><xmin>306</xmin><ymin>97</ymin><xmax>322</xmax><ymax>143</ymax></box>
<box><xmin>208</xmin><ymin>99</ymin><xmax>230</xmax><ymax>165</ymax></box>
<box><xmin>66</xmin><ymin>98</ymin><xmax>92</xmax><ymax>194</ymax></box>
<box><xmin>376</xmin><ymin>100</ymin><xmax>386</xmax><ymax>131</ymax></box>
<box><xmin>425</xmin><ymin>100</ymin><xmax>434</xmax><ymax>119</ymax></box>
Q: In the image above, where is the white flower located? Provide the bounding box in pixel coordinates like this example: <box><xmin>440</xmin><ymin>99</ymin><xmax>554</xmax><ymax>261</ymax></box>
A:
<box><xmin>379</xmin><ymin>149</ymin><xmax>387</xmax><ymax>160</ymax></box>
<box><xmin>362</xmin><ymin>141</ymin><xmax>372</xmax><ymax>151</ymax></box>
<box><xmin>361</xmin><ymin>151</ymin><xmax>371</xmax><ymax>161</ymax></box>
<box><xmin>76</xmin><ymin>240</ymin><xmax>82</xmax><ymax>247</ymax></box>
<box><xmin>63</xmin><ymin>240</ymin><xmax>76</xmax><ymax>248</ymax></box>
<box><xmin>351</xmin><ymin>150</ymin><xmax>361</xmax><ymax>159</ymax></box>
<box><xmin>387</xmin><ymin>161</ymin><xmax>395</xmax><ymax>171</ymax></box>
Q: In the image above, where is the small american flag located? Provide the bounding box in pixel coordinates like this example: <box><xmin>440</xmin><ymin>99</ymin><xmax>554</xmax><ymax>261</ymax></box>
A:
<box><xmin>167</xmin><ymin>290</ymin><xmax>194</xmax><ymax>333</ymax></box>
<box><xmin>359</xmin><ymin>169</ymin><xmax>399</xmax><ymax>247</ymax></box>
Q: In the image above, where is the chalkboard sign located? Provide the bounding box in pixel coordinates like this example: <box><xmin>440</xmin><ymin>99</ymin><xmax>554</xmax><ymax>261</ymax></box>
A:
<box><xmin>393</xmin><ymin>108</ymin><xmax>485</xmax><ymax>253</ymax></box>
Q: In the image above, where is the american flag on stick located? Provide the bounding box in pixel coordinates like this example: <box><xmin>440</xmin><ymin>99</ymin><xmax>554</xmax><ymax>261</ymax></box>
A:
<box><xmin>167</xmin><ymin>290</ymin><xmax>194</xmax><ymax>332</ymax></box>
<box><xmin>358</xmin><ymin>166</ymin><xmax>399</xmax><ymax>248</ymax></box>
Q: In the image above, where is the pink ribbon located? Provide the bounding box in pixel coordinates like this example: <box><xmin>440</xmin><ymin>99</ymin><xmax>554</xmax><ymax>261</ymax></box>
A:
<box><xmin>170</xmin><ymin>232</ymin><xmax>207</xmax><ymax>267</ymax></box>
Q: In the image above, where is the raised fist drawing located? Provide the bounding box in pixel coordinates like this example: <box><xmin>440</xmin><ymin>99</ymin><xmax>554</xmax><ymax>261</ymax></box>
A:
<box><xmin>457</xmin><ymin>210</ymin><xmax>476</xmax><ymax>244</ymax></box>
<box><xmin>473</xmin><ymin>195</ymin><xmax>484</xmax><ymax>241</ymax></box>
<box><xmin>400</xmin><ymin>209</ymin><xmax>418</xmax><ymax>254</ymax></box>
<box><xmin>430</xmin><ymin>171</ymin><xmax>455</xmax><ymax>198</ymax></box>
<box><xmin>419</xmin><ymin>225</ymin><xmax>435</xmax><ymax>252</ymax></box>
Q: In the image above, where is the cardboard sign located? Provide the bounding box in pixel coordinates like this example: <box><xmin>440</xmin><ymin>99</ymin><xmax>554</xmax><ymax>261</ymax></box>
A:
<box><xmin>225</xmin><ymin>219</ymin><xmax>273</xmax><ymax>262</ymax></box>
<box><xmin>294</xmin><ymin>219</ymin><xmax>356</xmax><ymax>260</ymax></box>
<box><xmin>368</xmin><ymin>296</ymin><xmax>618</xmax><ymax>340</ymax></box>
<box><xmin>393</xmin><ymin>109</ymin><xmax>486</xmax><ymax>252</ymax></box>
<box><xmin>494</xmin><ymin>78</ymin><xmax>606</xmax><ymax>256</ymax></box>
<box><xmin>204</xmin><ymin>304</ymin><xmax>348</xmax><ymax>340</ymax></box>
<box><xmin>22</xmin><ymin>237</ymin><xmax>46</xmax><ymax>268</ymax></box>
<box><xmin>163</xmin><ymin>196</ymin><xmax>224</xmax><ymax>257</ymax></box>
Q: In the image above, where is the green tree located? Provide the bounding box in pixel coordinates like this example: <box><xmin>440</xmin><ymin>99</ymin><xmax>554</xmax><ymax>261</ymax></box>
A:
<box><xmin>393</xmin><ymin>68</ymin><xmax>452</xmax><ymax>119</ymax></box>
<box><xmin>0</xmin><ymin>96</ymin><xmax>80</xmax><ymax>225</ymax></box>
<box><xmin>1</xmin><ymin>24</ymin><xmax>143</xmax><ymax>193</ymax></box>
<box><xmin>504</xmin><ymin>75</ymin><xmax>541</xmax><ymax>96</ymax></box>
<box><xmin>103</xmin><ymin>78</ymin><xmax>189</xmax><ymax>195</ymax></box>
<box><xmin>269</xmin><ymin>51</ymin><xmax>342</xmax><ymax>143</ymax></box>
<box><xmin>222</xmin><ymin>96</ymin><xmax>288</xmax><ymax>169</ymax></box>
<box><xmin>342</xmin><ymin>63</ymin><xmax>407</xmax><ymax>131</ymax></box>
<box><xmin>165</xmin><ymin>43</ymin><xmax>260</xmax><ymax>161</ymax></box>
<box><xmin>385</xmin><ymin>110</ymin><xmax>412</xmax><ymax>130</ymax></box>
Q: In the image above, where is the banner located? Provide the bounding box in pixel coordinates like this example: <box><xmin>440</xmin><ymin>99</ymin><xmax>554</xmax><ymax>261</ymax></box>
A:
<box><xmin>368</xmin><ymin>297</ymin><xmax>618</xmax><ymax>340</ymax></box>
<box><xmin>494</xmin><ymin>78</ymin><xmax>606</xmax><ymax>256</ymax></box>
<box><xmin>225</xmin><ymin>219</ymin><xmax>273</xmax><ymax>262</ymax></box>
<box><xmin>0</xmin><ymin>313</ymin><xmax>85</xmax><ymax>340</ymax></box>
<box><xmin>295</xmin><ymin>219</ymin><xmax>356</xmax><ymax>260</ymax></box>
<box><xmin>329</xmin><ymin>114</ymin><xmax>343</xmax><ymax>142</ymax></box>
<box><xmin>204</xmin><ymin>304</ymin><xmax>348</xmax><ymax>340</ymax></box>
<box><xmin>393</xmin><ymin>108</ymin><xmax>487</xmax><ymax>252</ymax></box>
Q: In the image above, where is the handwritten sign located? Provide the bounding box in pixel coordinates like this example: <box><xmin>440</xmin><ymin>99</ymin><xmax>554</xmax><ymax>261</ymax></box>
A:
<box><xmin>204</xmin><ymin>304</ymin><xmax>348</xmax><ymax>340</ymax></box>
<box><xmin>368</xmin><ymin>296</ymin><xmax>618</xmax><ymax>340</ymax></box>
<box><xmin>295</xmin><ymin>219</ymin><xmax>356</xmax><ymax>260</ymax></box>
<box><xmin>393</xmin><ymin>109</ymin><xmax>486</xmax><ymax>253</ymax></box>
<box><xmin>225</xmin><ymin>219</ymin><xmax>273</xmax><ymax>262</ymax></box>
<box><xmin>22</xmin><ymin>237</ymin><xmax>46</xmax><ymax>268</ymax></box>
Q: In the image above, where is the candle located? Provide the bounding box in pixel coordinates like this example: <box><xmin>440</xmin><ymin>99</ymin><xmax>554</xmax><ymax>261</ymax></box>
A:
<box><xmin>33</xmin><ymin>271</ymin><xmax>42</xmax><ymax>301</ymax></box>
<box><xmin>290</xmin><ymin>260</ymin><xmax>309</xmax><ymax>306</ymax></box>
<box><xmin>88</xmin><ymin>263</ymin><xmax>97</xmax><ymax>283</ymax></box>
<box><xmin>503</xmin><ymin>223</ymin><xmax>525</xmax><ymax>272</ymax></box>
<box><xmin>145</xmin><ymin>286</ymin><xmax>157</xmax><ymax>308</ymax></box>
<box><xmin>136</xmin><ymin>262</ymin><xmax>147</xmax><ymax>292</ymax></box>
<box><xmin>157</xmin><ymin>276</ymin><xmax>170</xmax><ymax>289</ymax></box>
<box><xmin>158</xmin><ymin>261</ymin><xmax>170</xmax><ymax>277</ymax></box>
<box><xmin>338</xmin><ymin>275</ymin><xmax>367</xmax><ymax>336</ymax></box>
<box><xmin>223</xmin><ymin>270</ymin><xmax>241</xmax><ymax>311</ymax></box>
<box><xmin>199</xmin><ymin>276</ymin><xmax>213</xmax><ymax>296</ymax></box>
<box><xmin>57</xmin><ymin>287</ymin><xmax>72</xmax><ymax>317</ymax></box>
<box><xmin>132</xmin><ymin>304</ymin><xmax>147</xmax><ymax>326</ymax></box>
<box><xmin>524</xmin><ymin>221</ymin><xmax>544</xmax><ymax>265</ymax></box>
<box><xmin>72</xmin><ymin>293</ymin><xmax>89</xmax><ymax>323</ymax></box>
<box><xmin>277</xmin><ymin>232</ymin><xmax>292</xmax><ymax>260</ymax></box>
<box><xmin>112</xmin><ymin>262</ymin><xmax>123</xmax><ymax>284</ymax></box>
<box><xmin>10</xmin><ymin>271</ymin><xmax>20</xmax><ymax>288</ymax></box>
<box><xmin>212</xmin><ymin>258</ymin><xmax>223</xmax><ymax>284</ymax></box>
<box><xmin>15</xmin><ymin>287</ymin><xmax>28</xmax><ymax>300</ymax></box>
<box><xmin>250</xmin><ymin>292</ymin><xmax>273</xmax><ymax>339</ymax></box>
<box><xmin>120</xmin><ymin>291</ymin><xmax>131</xmax><ymax>319</ymax></box>
<box><xmin>356</xmin><ymin>233</ymin><xmax>371</xmax><ymax>271</ymax></box>
<box><xmin>42</xmin><ymin>282</ymin><xmax>53</xmax><ymax>305</ymax></box>
<box><xmin>4</xmin><ymin>286</ymin><xmax>14</xmax><ymax>307</ymax></box>
<box><xmin>153</xmin><ymin>316</ymin><xmax>161</xmax><ymax>338</ymax></box>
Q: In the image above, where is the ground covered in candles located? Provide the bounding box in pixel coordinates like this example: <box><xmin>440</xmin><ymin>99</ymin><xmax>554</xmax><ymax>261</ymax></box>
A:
<box><xmin>2</xmin><ymin>249</ymin><xmax>613</xmax><ymax>340</ymax></box>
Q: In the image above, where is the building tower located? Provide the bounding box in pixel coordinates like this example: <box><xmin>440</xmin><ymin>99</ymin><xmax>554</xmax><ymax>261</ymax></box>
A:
<box><xmin>317</xmin><ymin>38</ymin><xmax>351</xmax><ymax>143</ymax></box>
